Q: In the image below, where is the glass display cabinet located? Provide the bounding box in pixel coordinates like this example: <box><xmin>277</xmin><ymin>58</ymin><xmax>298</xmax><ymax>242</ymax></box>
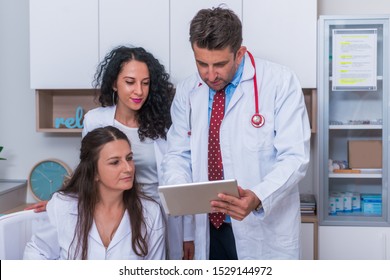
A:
<box><xmin>318</xmin><ymin>15</ymin><xmax>390</xmax><ymax>226</ymax></box>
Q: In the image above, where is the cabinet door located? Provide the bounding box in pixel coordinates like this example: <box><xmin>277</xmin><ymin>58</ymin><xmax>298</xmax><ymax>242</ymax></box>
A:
<box><xmin>318</xmin><ymin>16</ymin><xmax>390</xmax><ymax>226</ymax></box>
<box><xmin>242</xmin><ymin>0</ymin><xmax>317</xmax><ymax>88</ymax></box>
<box><xmin>319</xmin><ymin>226</ymin><xmax>388</xmax><ymax>259</ymax></box>
<box><xmin>29</xmin><ymin>0</ymin><xmax>98</xmax><ymax>89</ymax></box>
<box><xmin>169</xmin><ymin>0</ymin><xmax>242</xmax><ymax>85</ymax></box>
<box><xmin>99</xmin><ymin>0</ymin><xmax>170</xmax><ymax>71</ymax></box>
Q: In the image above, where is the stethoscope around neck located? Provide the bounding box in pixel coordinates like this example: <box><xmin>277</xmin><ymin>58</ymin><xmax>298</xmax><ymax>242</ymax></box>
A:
<box><xmin>187</xmin><ymin>51</ymin><xmax>264</xmax><ymax>136</ymax></box>
<box><xmin>247</xmin><ymin>51</ymin><xmax>265</xmax><ymax>128</ymax></box>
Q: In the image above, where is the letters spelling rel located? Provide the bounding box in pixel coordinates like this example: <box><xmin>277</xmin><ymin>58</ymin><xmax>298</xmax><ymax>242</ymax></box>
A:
<box><xmin>54</xmin><ymin>106</ymin><xmax>84</xmax><ymax>129</ymax></box>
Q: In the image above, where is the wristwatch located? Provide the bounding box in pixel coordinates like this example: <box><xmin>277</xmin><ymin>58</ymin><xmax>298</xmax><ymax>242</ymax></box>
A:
<box><xmin>255</xmin><ymin>201</ymin><xmax>263</xmax><ymax>212</ymax></box>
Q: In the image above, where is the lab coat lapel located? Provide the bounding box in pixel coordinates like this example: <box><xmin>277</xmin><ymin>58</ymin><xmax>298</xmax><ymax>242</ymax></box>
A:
<box><xmin>189</xmin><ymin>82</ymin><xmax>210</xmax><ymax>181</ymax></box>
<box><xmin>66</xmin><ymin>199</ymin><xmax>105</xmax><ymax>247</ymax></box>
<box><xmin>226</xmin><ymin>86</ymin><xmax>244</xmax><ymax>116</ymax></box>
<box><xmin>225</xmin><ymin>53</ymin><xmax>255</xmax><ymax>115</ymax></box>
<box><xmin>189</xmin><ymin>82</ymin><xmax>209</xmax><ymax>132</ymax></box>
<box><xmin>89</xmin><ymin>221</ymin><xmax>104</xmax><ymax>246</ymax></box>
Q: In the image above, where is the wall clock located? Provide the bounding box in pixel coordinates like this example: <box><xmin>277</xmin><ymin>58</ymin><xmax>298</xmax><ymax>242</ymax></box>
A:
<box><xmin>28</xmin><ymin>159</ymin><xmax>72</xmax><ymax>201</ymax></box>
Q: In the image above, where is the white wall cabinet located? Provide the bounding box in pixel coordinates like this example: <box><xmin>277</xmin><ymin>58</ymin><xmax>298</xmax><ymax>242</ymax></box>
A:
<box><xmin>242</xmin><ymin>0</ymin><xmax>317</xmax><ymax>88</ymax></box>
<box><xmin>30</xmin><ymin>0</ymin><xmax>317</xmax><ymax>88</ymax></box>
<box><xmin>99</xmin><ymin>0</ymin><xmax>170</xmax><ymax>70</ymax></box>
<box><xmin>319</xmin><ymin>226</ymin><xmax>390</xmax><ymax>259</ymax></box>
<box><xmin>29</xmin><ymin>0</ymin><xmax>99</xmax><ymax>89</ymax></box>
<box><xmin>30</xmin><ymin>0</ymin><xmax>170</xmax><ymax>89</ymax></box>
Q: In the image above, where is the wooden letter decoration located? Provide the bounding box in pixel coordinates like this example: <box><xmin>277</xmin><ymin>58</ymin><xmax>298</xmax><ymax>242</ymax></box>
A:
<box><xmin>54</xmin><ymin>106</ymin><xmax>84</xmax><ymax>129</ymax></box>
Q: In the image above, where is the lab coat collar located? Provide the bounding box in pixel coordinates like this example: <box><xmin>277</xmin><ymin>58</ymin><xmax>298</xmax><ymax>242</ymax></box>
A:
<box><xmin>224</xmin><ymin>53</ymin><xmax>255</xmax><ymax>114</ymax></box>
<box><xmin>242</xmin><ymin>52</ymin><xmax>256</xmax><ymax>82</ymax></box>
<box><xmin>189</xmin><ymin>81</ymin><xmax>209</xmax><ymax>124</ymax></box>
<box><xmin>65</xmin><ymin>197</ymin><xmax>131</xmax><ymax>249</ymax></box>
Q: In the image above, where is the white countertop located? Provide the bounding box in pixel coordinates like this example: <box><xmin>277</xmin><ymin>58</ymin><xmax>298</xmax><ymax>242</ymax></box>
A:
<box><xmin>0</xmin><ymin>179</ymin><xmax>27</xmax><ymax>195</ymax></box>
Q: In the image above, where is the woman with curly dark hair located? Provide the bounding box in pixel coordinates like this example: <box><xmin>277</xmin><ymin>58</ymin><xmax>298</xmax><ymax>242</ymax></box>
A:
<box><xmin>89</xmin><ymin>46</ymin><xmax>174</xmax><ymax>142</ymax></box>
<box><xmin>82</xmin><ymin>46</ymin><xmax>192</xmax><ymax>260</ymax></box>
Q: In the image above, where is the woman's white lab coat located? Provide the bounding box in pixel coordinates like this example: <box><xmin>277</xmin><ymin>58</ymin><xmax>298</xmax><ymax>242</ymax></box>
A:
<box><xmin>82</xmin><ymin>106</ymin><xmax>185</xmax><ymax>259</ymax></box>
<box><xmin>162</xmin><ymin>53</ymin><xmax>311</xmax><ymax>259</ymax></box>
<box><xmin>24</xmin><ymin>193</ymin><xmax>165</xmax><ymax>259</ymax></box>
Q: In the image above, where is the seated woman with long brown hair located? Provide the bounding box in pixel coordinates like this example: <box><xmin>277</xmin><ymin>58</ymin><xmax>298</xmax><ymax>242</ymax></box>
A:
<box><xmin>24</xmin><ymin>126</ymin><xmax>165</xmax><ymax>259</ymax></box>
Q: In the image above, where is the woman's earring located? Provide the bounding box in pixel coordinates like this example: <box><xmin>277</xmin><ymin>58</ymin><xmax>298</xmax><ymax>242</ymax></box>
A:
<box><xmin>112</xmin><ymin>90</ymin><xmax>117</xmax><ymax>105</ymax></box>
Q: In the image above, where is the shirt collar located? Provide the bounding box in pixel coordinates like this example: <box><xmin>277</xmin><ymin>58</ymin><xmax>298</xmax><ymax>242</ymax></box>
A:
<box><xmin>230</xmin><ymin>55</ymin><xmax>245</xmax><ymax>88</ymax></box>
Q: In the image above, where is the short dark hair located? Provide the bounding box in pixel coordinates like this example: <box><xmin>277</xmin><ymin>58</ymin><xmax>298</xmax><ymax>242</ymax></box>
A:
<box><xmin>189</xmin><ymin>7</ymin><xmax>242</xmax><ymax>54</ymax></box>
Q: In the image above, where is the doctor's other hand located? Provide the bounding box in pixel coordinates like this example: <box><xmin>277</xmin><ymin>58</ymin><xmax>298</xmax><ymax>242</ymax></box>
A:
<box><xmin>182</xmin><ymin>241</ymin><xmax>195</xmax><ymax>260</ymax></box>
<box><xmin>24</xmin><ymin>200</ymin><xmax>48</xmax><ymax>213</ymax></box>
<box><xmin>211</xmin><ymin>186</ymin><xmax>261</xmax><ymax>221</ymax></box>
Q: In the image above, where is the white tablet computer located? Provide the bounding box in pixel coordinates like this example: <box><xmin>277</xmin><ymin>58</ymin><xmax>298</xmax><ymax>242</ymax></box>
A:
<box><xmin>158</xmin><ymin>179</ymin><xmax>238</xmax><ymax>216</ymax></box>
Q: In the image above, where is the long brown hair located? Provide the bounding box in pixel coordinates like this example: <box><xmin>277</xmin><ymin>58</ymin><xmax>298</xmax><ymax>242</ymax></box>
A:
<box><xmin>60</xmin><ymin>126</ymin><xmax>149</xmax><ymax>259</ymax></box>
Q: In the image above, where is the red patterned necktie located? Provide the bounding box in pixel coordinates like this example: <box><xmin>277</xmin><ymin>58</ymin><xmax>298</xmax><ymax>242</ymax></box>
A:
<box><xmin>208</xmin><ymin>89</ymin><xmax>226</xmax><ymax>229</ymax></box>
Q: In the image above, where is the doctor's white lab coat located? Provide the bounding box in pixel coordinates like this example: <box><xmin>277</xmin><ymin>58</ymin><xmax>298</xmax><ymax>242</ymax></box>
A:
<box><xmin>162</xmin><ymin>53</ymin><xmax>311</xmax><ymax>260</ymax></box>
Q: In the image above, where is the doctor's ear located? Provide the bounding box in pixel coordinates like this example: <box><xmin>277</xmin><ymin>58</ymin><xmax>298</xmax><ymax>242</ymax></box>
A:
<box><xmin>235</xmin><ymin>46</ymin><xmax>247</xmax><ymax>63</ymax></box>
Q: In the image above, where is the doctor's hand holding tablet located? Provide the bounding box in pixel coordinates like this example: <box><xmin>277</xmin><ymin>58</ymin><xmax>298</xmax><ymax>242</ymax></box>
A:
<box><xmin>158</xmin><ymin>179</ymin><xmax>256</xmax><ymax>216</ymax></box>
<box><xmin>211</xmin><ymin>186</ymin><xmax>262</xmax><ymax>221</ymax></box>
<box><xmin>158</xmin><ymin>179</ymin><xmax>262</xmax><ymax>219</ymax></box>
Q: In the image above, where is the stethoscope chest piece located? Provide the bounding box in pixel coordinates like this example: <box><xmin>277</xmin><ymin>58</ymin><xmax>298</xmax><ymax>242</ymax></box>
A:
<box><xmin>251</xmin><ymin>113</ymin><xmax>265</xmax><ymax>128</ymax></box>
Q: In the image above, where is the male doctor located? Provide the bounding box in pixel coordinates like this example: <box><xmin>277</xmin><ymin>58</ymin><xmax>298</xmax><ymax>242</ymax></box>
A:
<box><xmin>162</xmin><ymin>7</ymin><xmax>310</xmax><ymax>260</ymax></box>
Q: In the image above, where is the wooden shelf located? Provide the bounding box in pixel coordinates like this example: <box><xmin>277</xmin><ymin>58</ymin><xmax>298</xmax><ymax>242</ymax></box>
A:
<box><xmin>35</xmin><ymin>89</ymin><xmax>99</xmax><ymax>133</ymax></box>
<box><xmin>301</xmin><ymin>214</ymin><xmax>318</xmax><ymax>223</ymax></box>
<box><xmin>303</xmin><ymin>88</ymin><xmax>317</xmax><ymax>133</ymax></box>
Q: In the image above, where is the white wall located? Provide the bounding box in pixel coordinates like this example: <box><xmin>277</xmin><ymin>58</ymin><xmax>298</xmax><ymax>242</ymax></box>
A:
<box><xmin>319</xmin><ymin>0</ymin><xmax>390</xmax><ymax>15</ymax></box>
<box><xmin>0</xmin><ymin>0</ymin><xmax>81</xmax><ymax>202</ymax></box>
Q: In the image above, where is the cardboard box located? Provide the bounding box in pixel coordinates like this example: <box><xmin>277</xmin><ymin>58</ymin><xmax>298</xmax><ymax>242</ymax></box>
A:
<box><xmin>348</xmin><ymin>140</ymin><xmax>382</xmax><ymax>169</ymax></box>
